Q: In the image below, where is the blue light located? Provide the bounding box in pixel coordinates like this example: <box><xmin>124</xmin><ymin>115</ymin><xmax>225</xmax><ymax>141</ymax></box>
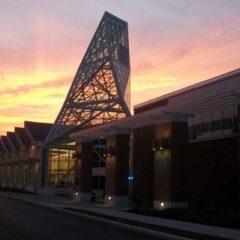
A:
<box><xmin>128</xmin><ymin>176</ymin><xmax>134</xmax><ymax>181</ymax></box>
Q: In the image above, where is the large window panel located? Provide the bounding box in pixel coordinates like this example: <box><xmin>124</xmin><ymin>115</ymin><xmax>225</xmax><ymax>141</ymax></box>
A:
<box><xmin>188</xmin><ymin>117</ymin><xmax>193</xmax><ymax>140</ymax></box>
<box><xmin>48</xmin><ymin>148</ymin><xmax>75</xmax><ymax>187</ymax></box>
<box><xmin>59</xmin><ymin>150</ymin><xmax>68</xmax><ymax>173</ymax></box>
<box><xmin>48</xmin><ymin>148</ymin><xmax>59</xmax><ymax>186</ymax></box>
<box><xmin>192</xmin><ymin>113</ymin><xmax>202</xmax><ymax>140</ymax></box>
<box><xmin>48</xmin><ymin>174</ymin><xmax>58</xmax><ymax>186</ymax></box>
<box><xmin>212</xmin><ymin>109</ymin><xmax>222</xmax><ymax>137</ymax></box>
<box><xmin>202</xmin><ymin>111</ymin><xmax>211</xmax><ymax>137</ymax></box>
<box><xmin>222</xmin><ymin>106</ymin><xmax>233</xmax><ymax>135</ymax></box>
<box><xmin>233</xmin><ymin>105</ymin><xmax>239</xmax><ymax>133</ymax></box>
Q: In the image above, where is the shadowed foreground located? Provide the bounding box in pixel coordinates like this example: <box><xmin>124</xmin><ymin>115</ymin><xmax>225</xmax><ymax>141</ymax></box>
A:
<box><xmin>0</xmin><ymin>197</ymin><xmax>162</xmax><ymax>240</ymax></box>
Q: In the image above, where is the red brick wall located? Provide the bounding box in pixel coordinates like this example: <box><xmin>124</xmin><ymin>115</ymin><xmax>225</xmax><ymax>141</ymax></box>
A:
<box><xmin>133</xmin><ymin>125</ymin><xmax>155</xmax><ymax>205</ymax></box>
<box><xmin>105</xmin><ymin>134</ymin><xmax>130</xmax><ymax>196</ymax></box>
<box><xmin>185</xmin><ymin>137</ymin><xmax>239</xmax><ymax>208</ymax></box>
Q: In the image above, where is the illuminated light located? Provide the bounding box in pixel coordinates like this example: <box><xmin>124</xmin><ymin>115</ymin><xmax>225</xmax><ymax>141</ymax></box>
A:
<box><xmin>108</xmin><ymin>196</ymin><xmax>111</xmax><ymax>200</ymax></box>
<box><xmin>75</xmin><ymin>192</ymin><xmax>79</xmax><ymax>196</ymax></box>
<box><xmin>128</xmin><ymin>176</ymin><xmax>134</xmax><ymax>181</ymax></box>
<box><xmin>160</xmin><ymin>202</ymin><xmax>165</xmax><ymax>207</ymax></box>
<box><xmin>152</xmin><ymin>139</ymin><xmax>170</xmax><ymax>151</ymax></box>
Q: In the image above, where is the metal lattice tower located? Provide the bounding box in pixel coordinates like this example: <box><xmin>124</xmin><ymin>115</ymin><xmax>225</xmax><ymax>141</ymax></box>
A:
<box><xmin>45</xmin><ymin>12</ymin><xmax>131</xmax><ymax>145</ymax></box>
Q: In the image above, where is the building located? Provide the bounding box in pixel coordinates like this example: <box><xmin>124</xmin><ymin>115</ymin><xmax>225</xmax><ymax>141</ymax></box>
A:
<box><xmin>0</xmin><ymin>121</ymin><xmax>52</xmax><ymax>192</ymax></box>
<box><xmin>0</xmin><ymin>12</ymin><xmax>240</xmax><ymax>210</ymax></box>
<box><xmin>39</xmin><ymin>11</ymin><xmax>131</xmax><ymax>197</ymax></box>
<box><xmin>71</xmin><ymin>68</ymin><xmax>240</xmax><ymax>209</ymax></box>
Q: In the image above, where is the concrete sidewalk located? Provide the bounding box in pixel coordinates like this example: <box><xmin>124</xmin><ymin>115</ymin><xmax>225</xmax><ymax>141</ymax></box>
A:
<box><xmin>0</xmin><ymin>192</ymin><xmax>240</xmax><ymax>240</ymax></box>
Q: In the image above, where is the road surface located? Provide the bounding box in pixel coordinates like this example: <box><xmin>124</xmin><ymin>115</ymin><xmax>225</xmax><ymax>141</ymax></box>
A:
<box><xmin>0</xmin><ymin>197</ymin><xmax>165</xmax><ymax>240</ymax></box>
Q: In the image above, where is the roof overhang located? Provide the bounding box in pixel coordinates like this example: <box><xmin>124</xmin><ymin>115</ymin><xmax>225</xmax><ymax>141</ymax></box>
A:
<box><xmin>71</xmin><ymin>108</ymin><xmax>189</xmax><ymax>141</ymax></box>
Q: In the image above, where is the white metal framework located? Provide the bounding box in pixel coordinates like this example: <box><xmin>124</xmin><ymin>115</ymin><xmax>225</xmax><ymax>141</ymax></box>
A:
<box><xmin>45</xmin><ymin>12</ymin><xmax>131</xmax><ymax>145</ymax></box>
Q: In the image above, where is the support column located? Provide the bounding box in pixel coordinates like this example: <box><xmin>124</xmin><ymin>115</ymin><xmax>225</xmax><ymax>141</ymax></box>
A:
<box><xmin>104</xmin><ymin>134</ymin><xmax>130</xmax><ymax>206</ymax></box>
<box><xmin>74</xmin><ymin>138</ymin><xmax>93</xmax><ymax>203</ymax></box>
<box><xmin>153</xmin><ymin>121</ymin><xmax>188</xmax><ymax>210</ymax></box>
<box><xmin>238</xmin><ymin>105</ymin><xmax>240</xmax><ymax>208</ymax></box>
<box><xmin>39</xmin><ymin>147</ymin><xmax>49</xmax><ymax>188</ymax></box>
<box><xmin>132</xmin><ymin>125</ymin><xmax>155</xmax><ymax>206</ymax></box>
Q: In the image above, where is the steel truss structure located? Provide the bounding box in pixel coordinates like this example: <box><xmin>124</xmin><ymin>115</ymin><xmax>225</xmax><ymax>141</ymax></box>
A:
<box><xmin>45</xmin><ymin>12</ymin><xmax>131</xmax><ymax>145</ymax></box>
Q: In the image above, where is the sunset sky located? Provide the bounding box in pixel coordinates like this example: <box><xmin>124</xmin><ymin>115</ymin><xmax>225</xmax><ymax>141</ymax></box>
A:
<box><xmin>1</xmin><ymin>0</ymin><xmax>240</xmax><ymax>135</ymax></box>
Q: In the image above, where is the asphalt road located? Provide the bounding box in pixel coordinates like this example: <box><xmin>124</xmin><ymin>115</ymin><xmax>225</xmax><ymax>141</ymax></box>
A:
<box><xmin>0</xmin><ymin>197</ymin><xmax>164</xmax><ymax>240</ymax></box>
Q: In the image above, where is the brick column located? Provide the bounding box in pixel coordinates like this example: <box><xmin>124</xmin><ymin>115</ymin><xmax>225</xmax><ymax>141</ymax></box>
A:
<box><xmin>104</xmin><ymin>134</ymin><xmax>130</xmax><ymax>206</ymax></box>
<box><xmin>153</xmin><ymin>121</ymin><xmax>188</xmax><ymax>210</ymax></box>
<box><xmin>132</xmin><ymin>125</ymin><xmax>155</xmax><ymax>206</ymax></box>
<box><xmin>74</xmin><ymin>139</ymin><xmax>93</xmax><ymax>202</ymax></box>
<box><xmin>39</xmin><ymin>147</ymin><xmax>49</xmax><ymax>188</ymax></box>
<box><xmin>238</xmin><ymin>105</ymin><xmax>240</xmax><ymax>208</ymax></box>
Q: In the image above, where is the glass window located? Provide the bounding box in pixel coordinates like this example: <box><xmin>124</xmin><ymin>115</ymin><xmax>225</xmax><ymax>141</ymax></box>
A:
<box><xmin>212</xmin><ymin>120</ymin><xmax>221</xmax><ymax>131</ymax></box>
<box><xmin>99</xmin><ymin>176</ymin><xmax>105</xmax><ymax>189</ymax></box>
<box><xmin>48</xmin><ymin>174</ymin><xmax>58</xmax><ymax>186</ymax></box>
<box><xmin>47</xmin><ymin>148</ymin><xmax>76</xmax><ymax>187</ymax></box>
<box><xmin>222</xmin><ymin>106</ymin><xmax>233</xmax><ymax>132</ymax></box>
<box><xmin>68</xmin><ymin>174</ymin><xmax>74</xmax><ymax>186</ymax></box>
<box><xmin>59</xmin><ymin>150</ymin><xmax>68</xmax><ymax>174</ymax></box>
<box><xmin>92</xmin><ymin>176</ymin><xmax>105</xmax><ymax>190</ymax></box>
<box><xmin>92</xmin><ymin>176</ymin><xmax>98</xmax><ymax>189</ymax></box>
<box><xmin>233</xmin><ymin>105</ymin><xmax>239</xmax><ymax>133</ymax></box>
<box><xmin>212</xmin><ymin>109</ymin><xmax>222</xmax><ymax>136</ymax></box>
<box><xmin>188</xmin><ymin>117</ymin><xmax>193</xmax><ymax>140</ymax></box>
<box><xmin>192</xmin><ymin>113</ymin><xmax>202</xmax><ymax>139</ymax></box>
<box><xmin>202</xmin><ymin>111</ymin><xmax>211</xmax><ymax>137</ymax></box>
<box><xmin>93</xmin><ymin>147</ymin><xmax>105</xmax><ymax>167</ymax></box>
<box><xmin>49</xmin><ymin>149</ymin><xmax>59</xmax><ymax>175</ymax></box>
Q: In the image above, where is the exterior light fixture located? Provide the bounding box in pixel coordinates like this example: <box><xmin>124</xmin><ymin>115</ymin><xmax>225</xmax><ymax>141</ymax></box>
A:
<box><xmin>103</xmin><ymin>150</ymin><xmax>106</xmax><ymax>158</ymax></box>
<box><xmin>108</xmin><ymin>196</ymin><xmax>112</xmax><ymax>200</ymax></box>
<box><xmin>152</xmin><ymin>140</ymin><xmax>157</xmax><ymax>151</ymax></box>
<box><xmin>75</xmin><ymin>192</ymin><xmax>79</xmax><ymax>196</ymax></box>
<box><xmin>72</xmin><ymin>153</ymin><xmax>82</xmax><ymax>159</ymax></box>
<box><xmin>160</xmin><ymin>202</ymin><xmax>165</xmax><ymax>207</ymax></box>
<box><xmin>103</xmin><ymin>147</ymin><xmax>115</xmax><ymax>157</ymax></box>
<box><xmin>128</xmin><ymin>176</ymin><xmax>134</xmax><ymax>181</ymax></box>
<box><xmin>152</xmin><ymin>139</ymin><xmax>170</xmax><ymax>151</ymax></box>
